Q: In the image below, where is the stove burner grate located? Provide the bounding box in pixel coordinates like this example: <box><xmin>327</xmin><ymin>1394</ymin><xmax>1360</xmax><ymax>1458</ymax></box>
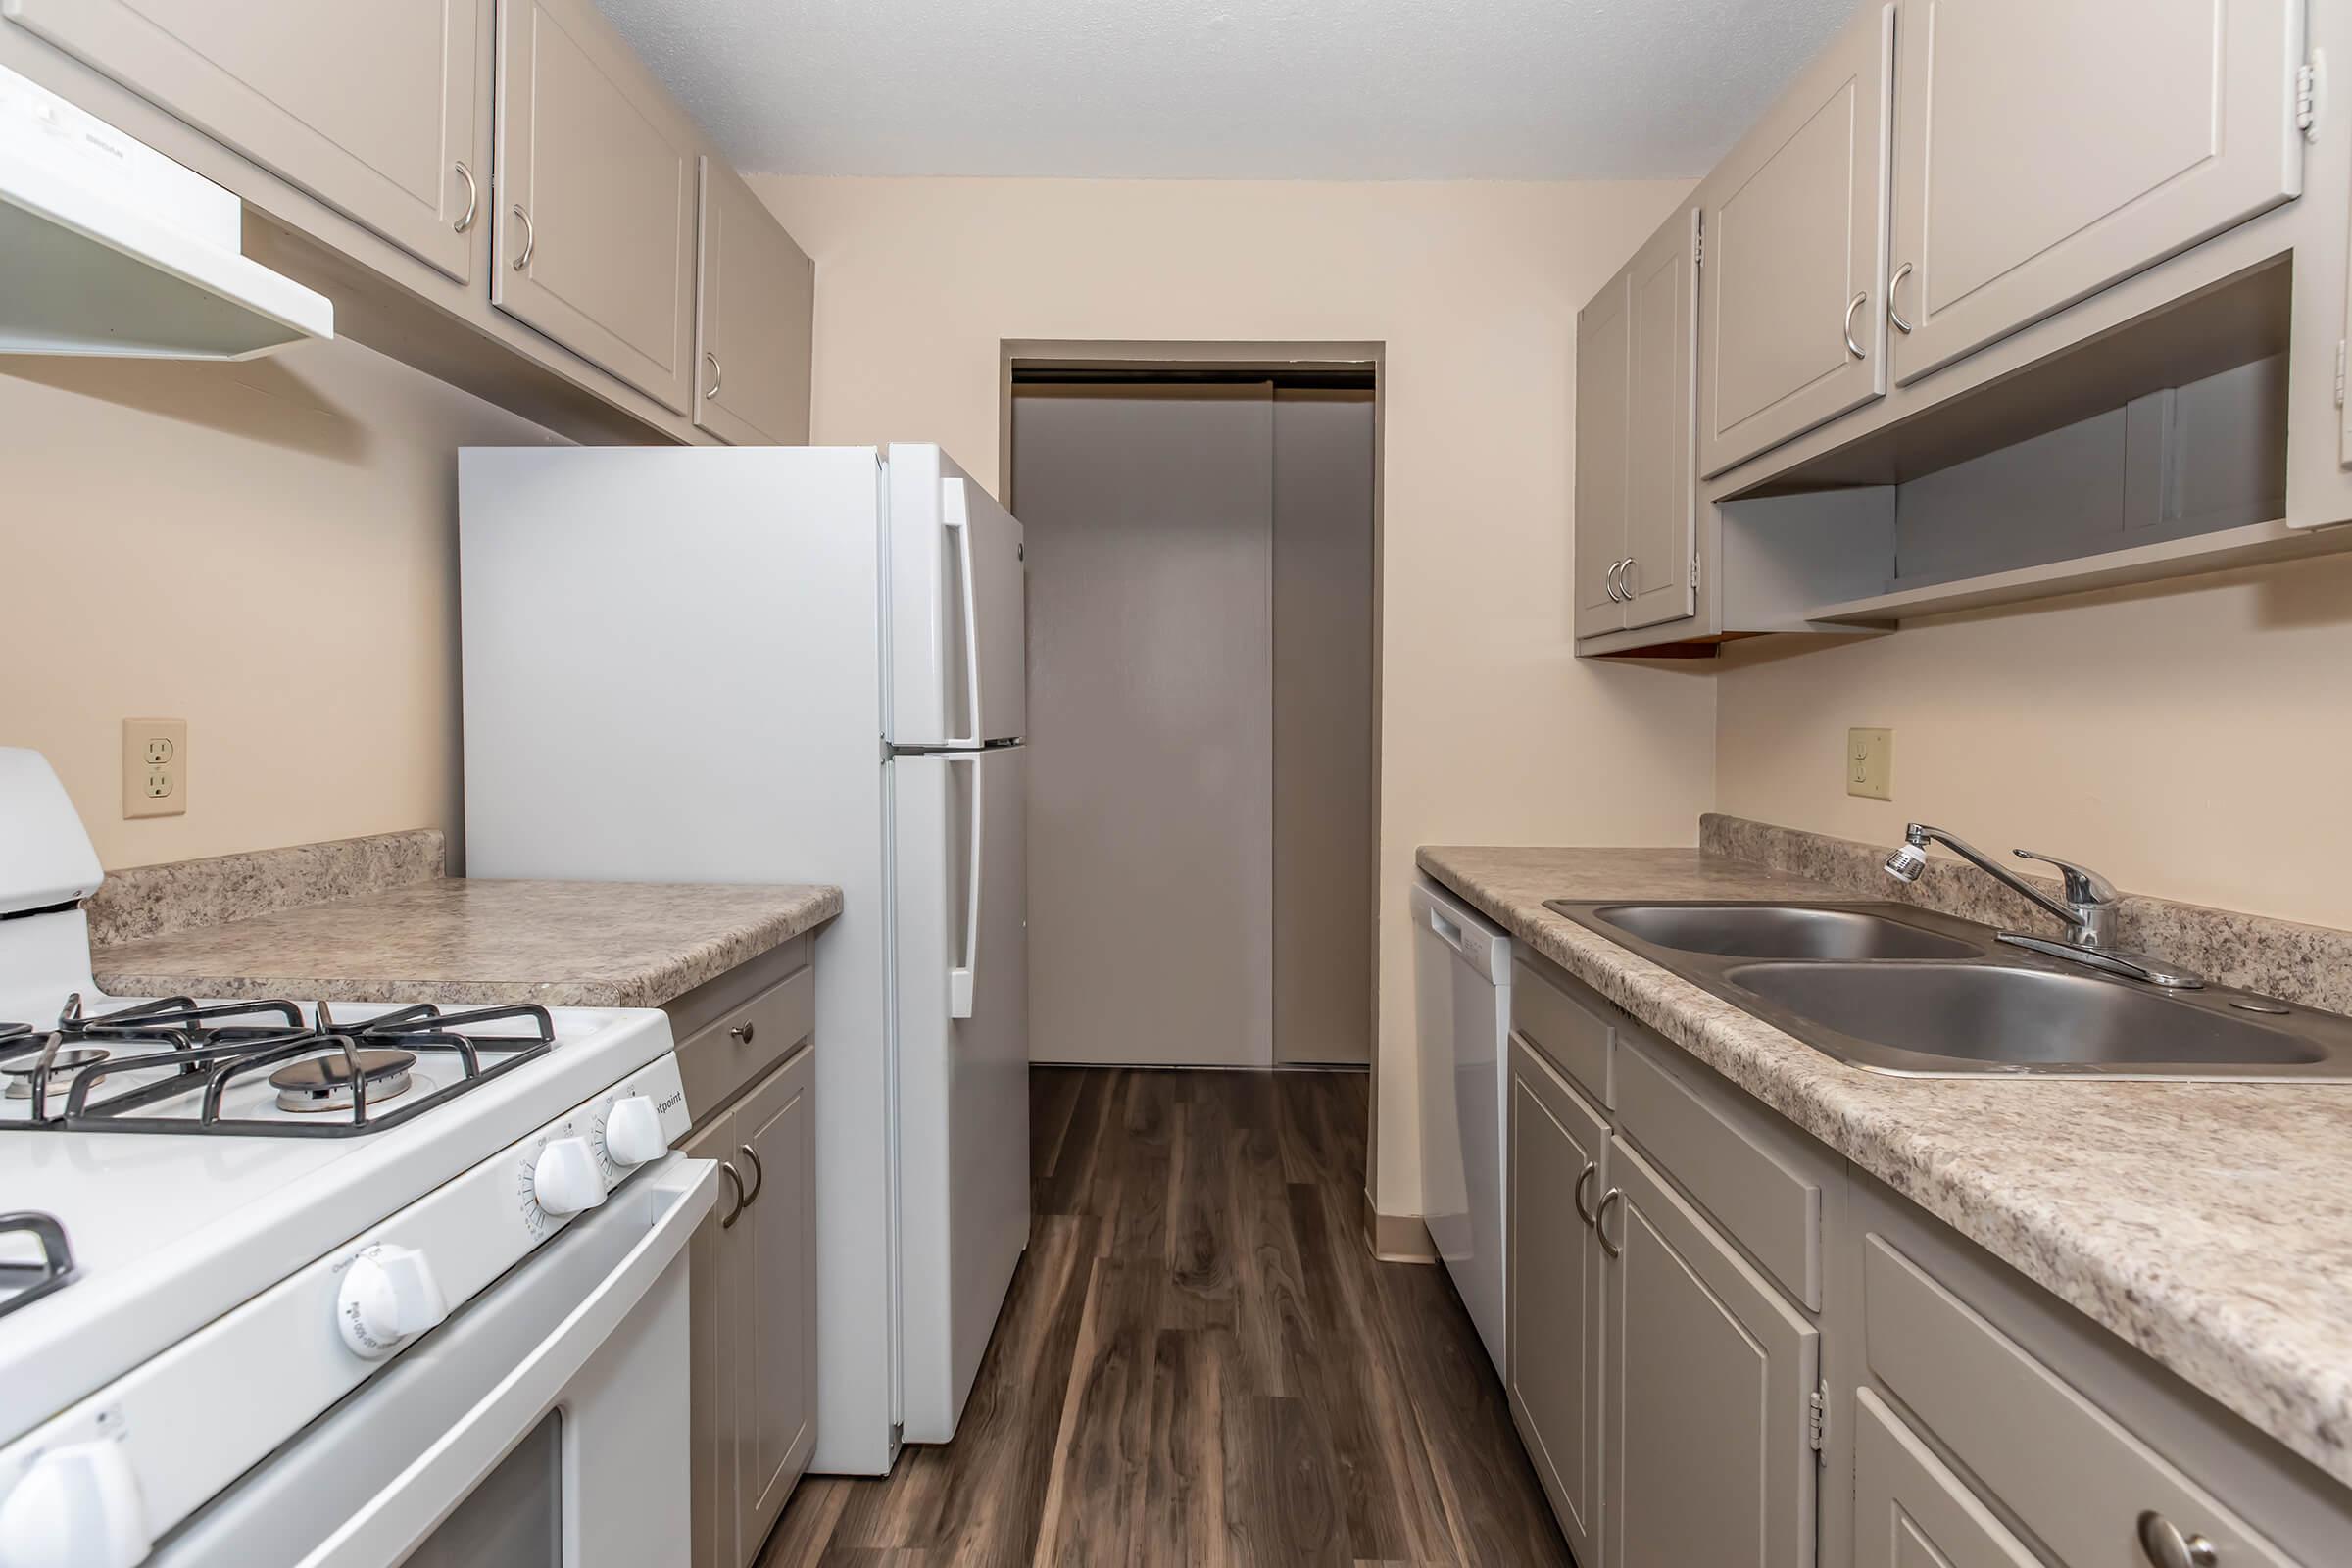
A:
<box><xmin>0</xmin><ymin>997</ymin><xmax>557</xmax><ymax>1138</ymax></box>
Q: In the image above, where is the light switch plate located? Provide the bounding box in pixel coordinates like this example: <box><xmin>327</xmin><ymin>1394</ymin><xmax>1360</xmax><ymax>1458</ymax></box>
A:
<box><xmin>1847</xmin><ymin>726</ymin><xmax>1892</xmax><ymax>800</ymax></box>
<box><xmin>122</xmin><ymin>717</ymin><xmax>188</xmax><ymax>818</ymax></box>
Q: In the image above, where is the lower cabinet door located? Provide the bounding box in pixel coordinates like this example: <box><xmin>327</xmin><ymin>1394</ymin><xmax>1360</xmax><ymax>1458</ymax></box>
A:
<box><xmin>681</xmin><ymin>1104</ymin><xmax>740</xmax><ymax>1568</ymax></box>
<box><xmin>1603</xmin><ymin>1138</ymin><xmax>1819</xmax><ymax>1568</ymax></box>
<box><xmin>1506</xmin><ymin>1038</ymin><xmax>1609</xmax><ymax>1564</ymax></box>
<box><xmin>1853</xmin><ymin>1388</ymin><xmax>2038</xmax><ymax>1568</ymax></box>
<box><xmin>732</xmin><ymin>1044</ymin><xmax>817</xmax><ymax>1553</ymax></box>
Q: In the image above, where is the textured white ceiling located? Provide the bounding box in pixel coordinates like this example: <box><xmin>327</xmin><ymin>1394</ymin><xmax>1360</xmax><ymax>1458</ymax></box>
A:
<box><xmin>592</xmin><ymin>0</ymin><xmax>1859</xmax><ymax>179</ymax></box>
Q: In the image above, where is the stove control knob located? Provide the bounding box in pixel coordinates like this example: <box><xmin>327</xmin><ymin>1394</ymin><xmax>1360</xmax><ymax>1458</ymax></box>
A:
<box><xmin>337</xmin><ymin>1245</ymin><xmax>449</xmax><ymax>1359</ymax></box>
<box><xmin>604</xmin><ymin>1095</ymin><xmax>668</xmax><ymax>1169</ymax></box>
<box><xmin>0</xmin><ymin>1438</ymin><xmax>152</xmax><ymax>1568</ymax></box>
<box><xmin>531</xmin><ymin>1135</ymin><xmax>609</xmax><ymax>1218</ymax></box>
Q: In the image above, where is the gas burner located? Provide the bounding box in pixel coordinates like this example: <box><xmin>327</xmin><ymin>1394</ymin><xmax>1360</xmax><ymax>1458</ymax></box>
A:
<box><xmin>2</xmin><ymin>1047</ymin><xmax>106</xmax><ymax>1101</ymax></box>
<box><xmin>1</xmin><ymin>995</ymin><xmax>561</xmax><ymax>1138</ymax></box>
<box><xmin>268</xmin><ymin>1049</ymin><xmax>420</xmax><ymax>1113</ymax></box>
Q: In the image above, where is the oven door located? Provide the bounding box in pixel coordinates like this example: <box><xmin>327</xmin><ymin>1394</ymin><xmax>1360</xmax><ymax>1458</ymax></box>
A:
<box><xmin>151</xmin><ymin>1156</ymin><xmax>716</xmax><ymax>1568</ymax></box>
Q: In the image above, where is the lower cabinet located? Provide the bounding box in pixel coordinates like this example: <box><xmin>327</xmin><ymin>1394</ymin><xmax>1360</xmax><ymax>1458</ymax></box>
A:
<box><xmin>686</xmin><ymin>1040</ymin><xmax>815</xmax><ymax>1568</ymax></box>
<box><xmin>1506</xmin><ymin>1037</ymin><xmax>1607</xmax><ymax>1564</ymax></box>
<box><xmin>1853</xmin><ymin>1388</ymin><xmax>2037</xmax><ymax>1568</ymax></box>
<box><xmin>1500</xmin><ymin>939</ymin><xmax>2352</xmax><ymax>1568</ymax></box>
<box><xmin>1602</xmin><ymin>1137</ymin><xmax>1818</xmax><ymax>1568</ymax></box>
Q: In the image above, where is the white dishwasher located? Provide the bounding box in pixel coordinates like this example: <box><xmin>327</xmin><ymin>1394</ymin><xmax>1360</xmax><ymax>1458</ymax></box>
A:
<box><xmin>1411</xmin><ymin>875</ymin><xmax>1512</xmax><ymax>1377</ymax></box>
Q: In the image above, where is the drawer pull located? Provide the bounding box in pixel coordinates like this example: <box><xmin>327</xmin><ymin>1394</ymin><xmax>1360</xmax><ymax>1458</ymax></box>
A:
<box><xmin>2137</xmin><ymin>1512</ymin><xmax>2218</xmax><ymax>1568</ymax></box>
<box><xmin>1595</xmin><ymin>1186</ymin><xmax>1625</xmax><ymax>1258</ymax></box>
<box><xmin>718</xmin><ymin>1161</ymin><xmax>747</xmax><ymax>1229</ymax></box>
<box><xmin>1573</xmin><ymin>1162</ymin><xmax>1598</xmax><ymax>1226</ymax></box>
<box><xmin>730</xmin><ymin>1021</ymin><xmax>756</xmax><ymax>1045</ymax></box>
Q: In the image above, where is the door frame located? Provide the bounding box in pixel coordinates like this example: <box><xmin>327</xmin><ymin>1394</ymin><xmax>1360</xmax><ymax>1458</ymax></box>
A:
<box><xmin>998</xmin><ymin>343</ymin><xmax>1388</xmax><ymax>1109</ymax></box>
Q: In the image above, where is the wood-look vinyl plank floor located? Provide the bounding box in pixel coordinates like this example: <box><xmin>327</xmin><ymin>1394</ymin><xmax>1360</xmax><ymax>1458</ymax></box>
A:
<box><xmin>762</xmin><ymin>1068</ymin><xmax>1569</xmax><ymax>1568</ymax></box>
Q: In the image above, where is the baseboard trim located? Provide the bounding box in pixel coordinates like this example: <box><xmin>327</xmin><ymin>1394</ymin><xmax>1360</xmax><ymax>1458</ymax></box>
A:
<box><xmin>1361</xmin><ymin>1189</ymin><xmax>1439</xmax><ymax>1264</ymax></box>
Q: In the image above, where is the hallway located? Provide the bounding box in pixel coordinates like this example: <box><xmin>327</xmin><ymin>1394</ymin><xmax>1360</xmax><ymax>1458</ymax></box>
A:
<box><xmin>763</xmin><ymin>1068</ymin><xmax>1571</xmax><ymax>1566</ymax></box>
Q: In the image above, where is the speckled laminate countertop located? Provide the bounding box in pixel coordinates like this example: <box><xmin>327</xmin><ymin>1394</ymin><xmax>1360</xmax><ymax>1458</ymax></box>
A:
<box><xmin>91</xmin><ymin>879</ymin><xmax>842</xmax><ymax>1010</ymax></box>
<box><xmin>1418</xmin><ymin>844</ymin><xmax>2352</xmax><ymax>1491</ymax></box>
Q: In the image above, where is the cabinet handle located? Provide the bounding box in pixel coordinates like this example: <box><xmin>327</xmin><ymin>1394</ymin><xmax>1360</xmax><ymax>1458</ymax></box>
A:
<box><xmin>1886</xmin><ymin>262</ymin><xmax>1915</xmax><ymax>334</ymax></box>
<box><xmin>1606</xmin><ymin>559</ymin><xmax>1631</xmax><ymax>602</ymax></box>
<box><xmin>453</xmin><ymin>162</ymin><xmax>477</xmax><ymax>234</ymax></box>
<box><xmin>1843</xmin><ymin>291</ymin><xmax>1869</xmax><ymax>359</ymax></box>
<box><xmin>737</xmin><ymin>1144</ymin><xmax>765</xmax><ymax>1207</ymax></box>
<box><xmin>2136</xmin><ymin>1512</ymin><xmax>2219</xmax><ymax>1568</ymax></box>
<box><xmin>1595</xmin><ymin>1186</ymin><xmax>1625</xmax><ymax>1257</ymax></box>
<box><xmin>730</xmin><ymin>1020</ymin><xmax>756</xmax><ymax>1045</ymax></box>
<box><xmin>1573</xmin><ymin>1162</ymin><xmax>1598</xmax><ymax>1225</ymax></box>
<box><xmin>511</xmin><ymin>203</ymin><xmax>535</xmax><ymax>271</ymax></box>
<box><xmin>703</xmin><ymin>352</ymin><xmax>724</xmax><ymax>401</ymax></box>
<box><xmin>1603</xmin><ymin>561</ymin><xmax>1620</xmax><ymax>602</ymax></box>
<box><xmin>718</xmin><ymin>1160</ymin><xmax>747</xmax><ymax>1229</ymax></box>
<box><xmin>1619</xmin><ymin>557</ymin><xmax>1637</xmax><ymax>600</ymax></box>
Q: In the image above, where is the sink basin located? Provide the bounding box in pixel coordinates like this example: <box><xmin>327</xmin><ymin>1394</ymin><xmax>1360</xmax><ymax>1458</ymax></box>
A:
<box><xmin>1577</xmin><ymin>903</ymin><xmax>1978</xmax><ymax>961</ymax></box>
<box><xmin>1543</xmin><ymin>897</ymin><xmax>2352</xmax><ymax>1080</ymax></box>
<box><xmin>1726</xmin><ymin>962</ymin><xmax>2327</xmax><ymax>1071</ymax></box>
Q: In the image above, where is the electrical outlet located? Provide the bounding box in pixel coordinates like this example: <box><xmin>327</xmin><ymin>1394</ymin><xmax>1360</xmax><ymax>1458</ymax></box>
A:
<box><xmin>1846</xmin><ymin>726</ymin><xmax>1893</xmax><ymax>801</ymax></box>
<box><xmin>122</xmin><ymin>718</ymin><xmax>188</xmax><ymax>819</ymax></box>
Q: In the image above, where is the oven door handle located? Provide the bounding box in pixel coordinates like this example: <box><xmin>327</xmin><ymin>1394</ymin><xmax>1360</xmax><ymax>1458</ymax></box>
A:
<box><xmin>292</xmin><ymin>1156</ymin><xmax>717</xmax><ymax>1568</ymax></box>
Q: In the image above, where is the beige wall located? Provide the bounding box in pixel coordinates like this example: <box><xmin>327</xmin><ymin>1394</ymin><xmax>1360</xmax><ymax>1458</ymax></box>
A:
<box><xmin>1715</xmin><ymin>554</ymin><xmax>2352</xmax><ymax>929</ymax></box>
<box><xmin>750</xmin><ymin>174</ymin><xmax>1718</xmax><ymax>1213</ymax></box>
<box><xmin>0</xmin><ymin>337</ymin><xmax>561</xmax><ymax>872</ymax></box>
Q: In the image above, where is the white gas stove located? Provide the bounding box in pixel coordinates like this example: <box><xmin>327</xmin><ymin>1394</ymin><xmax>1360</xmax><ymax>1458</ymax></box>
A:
<box><xmin>0</xmin><ymin>750</ymin><xmax>714</xmax><ymax>1568</ymax></box>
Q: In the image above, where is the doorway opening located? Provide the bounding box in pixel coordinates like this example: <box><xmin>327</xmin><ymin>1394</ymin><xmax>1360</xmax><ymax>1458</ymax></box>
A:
<box><xmin>1005</xmin><ymin>346</ymin><xmax>1381</xmax><ymax>1071</ymax></box>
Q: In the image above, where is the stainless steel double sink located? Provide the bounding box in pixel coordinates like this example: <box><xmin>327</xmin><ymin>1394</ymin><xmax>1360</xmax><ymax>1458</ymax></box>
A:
<box><xmin>1542</xmin><ymin>900</ymin><xmax>2352</xmax><ymax>1081</ymax></box>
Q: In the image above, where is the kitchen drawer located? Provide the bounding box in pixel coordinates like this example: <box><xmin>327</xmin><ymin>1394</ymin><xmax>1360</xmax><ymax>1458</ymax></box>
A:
<box><xmin>1864</xmin><ymin>1237</ymin><xmax>2298</xmax><ymax>1567</ymax></box>
<box><xmin>1614</xmin><ymin>1037</ymin><xmax>1821</xmax><ymax>1309</ymax></box>
<box><xmin>1853</xmin><ymin>1387</ymin><xmax>2035</xmax><ymax>1568</ymax></box>
<box><xmin>675</xmin><ymin>960</ymin><xmax>813</xmax><ymax>1129</ymax></box>
<box><xmin>1510</xmin><ymin>956</ymin><xmax>1613</xmax><ymax>1106</ymax></box>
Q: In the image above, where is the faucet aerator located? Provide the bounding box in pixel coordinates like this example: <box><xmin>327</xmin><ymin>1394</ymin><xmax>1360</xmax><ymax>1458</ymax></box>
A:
<box><xmin>1884</xmin><ymin>845</ymin><xmax>1927</xmax><ymax>883</ymax></box>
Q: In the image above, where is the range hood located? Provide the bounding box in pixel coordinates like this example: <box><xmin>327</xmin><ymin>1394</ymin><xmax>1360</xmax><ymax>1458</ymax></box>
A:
<box><xmin>0</xmin><ymin>62</ymin><xmax>331</xmax><ymax>360</ymax></box>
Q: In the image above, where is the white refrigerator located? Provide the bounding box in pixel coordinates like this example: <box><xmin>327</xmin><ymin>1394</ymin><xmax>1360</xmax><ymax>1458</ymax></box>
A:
<box><xmin>457</xmin><ymin>443</ymin><xmax>1030</xmax><ymax>1477</ymax></box>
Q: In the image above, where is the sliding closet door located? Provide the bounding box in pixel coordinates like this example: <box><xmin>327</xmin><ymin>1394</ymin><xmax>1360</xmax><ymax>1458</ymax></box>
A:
<box><xmin>1015</xmin><ymin>384</ymin><xmax>1276</xmax><ymax>1067</ymax></box>
<box><xmin>1272</xmin><ymin>388</ymin><xmax>1375</xmax><ymax>1064</ymax></box>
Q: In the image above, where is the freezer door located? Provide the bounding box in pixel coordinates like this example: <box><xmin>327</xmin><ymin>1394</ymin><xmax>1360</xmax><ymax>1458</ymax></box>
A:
<box><xmin>887</xmin><ymin>445</ymin><xmax>1027</xmax><ymax>747</ymax></box>
<box><xmin>889</xmin><ymin>746</ymin><xmax>1030</xmax><ymax>1442</ymax></box>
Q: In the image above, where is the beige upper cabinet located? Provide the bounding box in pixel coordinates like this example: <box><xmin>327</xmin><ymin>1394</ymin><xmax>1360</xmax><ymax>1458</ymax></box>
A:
<box><xmin>1575</xmin><ymin>273</ymin><xmax>1633</xmax><ymax>638</ymax></box>
<box><xmin>1698</xmin><ymin>2</ymin><xmax>1894</xmax><ymax>478</ymax></box>
<box><xmin>1887</xmin><ymin>0</ymin><xmax>2305</xmax><ymax>385</ymax></box>
<box><xmin>696</xmin><ymin>158</ymin><xmax>815</xmax><ymax>446</ymax></box>
<box><xmin>5</xmin><ymin>0</ymin><xmax>482</xmax><ymax>281</ymax></box>
<box><xmin>493</xmin><ymin>0</ymin><xmax>698</xmax><ymax>414</ymax></box>
<box><xmin>1622</xmin><ymin>208</ymin><xmax>1699</xmax><ymax>630</ymax></box>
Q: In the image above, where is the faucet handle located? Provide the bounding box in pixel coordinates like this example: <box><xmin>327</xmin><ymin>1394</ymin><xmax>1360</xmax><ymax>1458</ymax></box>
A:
<box><xmin>2012</xmin><ymin>849</ymin><xmax>2117</xmax><ymax>906</ymax></box>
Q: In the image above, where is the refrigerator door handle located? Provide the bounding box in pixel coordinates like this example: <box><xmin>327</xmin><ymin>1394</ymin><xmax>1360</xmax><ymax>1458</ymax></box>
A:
<box><xmin>943</xmin><ymin>485</ymin><xmax>986</xmax><ymax>749</ymax></box>
<box><xmin>949</xmin><ymin>754</ymin><xmax>983</xmax><ymax>1019</ymax></box>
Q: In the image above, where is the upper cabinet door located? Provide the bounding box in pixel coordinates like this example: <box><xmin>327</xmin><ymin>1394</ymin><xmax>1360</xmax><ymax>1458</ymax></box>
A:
<box><xmin>1622</xmin><ymin>208</ymin><xmax>1700</xmax><ymax>632</ymax></box>
<box><xmin>493</xmin><ymin>0</ymin><xmax>697</xmax><ymax>414</ymax></box>
<box><xmin>1698</xmin><ymin>3</ymin><xmax>1895</xmax><ymax>478</ymax></box>
<box><xmin>695</xmin><ymin>158</ymin><xmax>815</xmax><ymax>447</ymax></box>
<box><xmin>1888</xmin><ymin>0</ymin><xmax>2304</xmax><ymax>385</ymax></box>
<box><xmin>6</xmin><ymin>0</ymin><xmax>481</xmax><ymax>281</ymax></box>
<box><xmin>1574</xmin><ymin>272</ymin><xmax>1632</xmax><ymax>638</ymax></box>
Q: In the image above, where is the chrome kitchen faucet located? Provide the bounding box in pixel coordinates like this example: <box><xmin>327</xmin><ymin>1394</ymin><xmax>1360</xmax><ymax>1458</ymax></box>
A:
<box><xmin>1884</xmin><ymin>823</ymin><xmax>2203</xmax><ymax>989</ymax></box>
